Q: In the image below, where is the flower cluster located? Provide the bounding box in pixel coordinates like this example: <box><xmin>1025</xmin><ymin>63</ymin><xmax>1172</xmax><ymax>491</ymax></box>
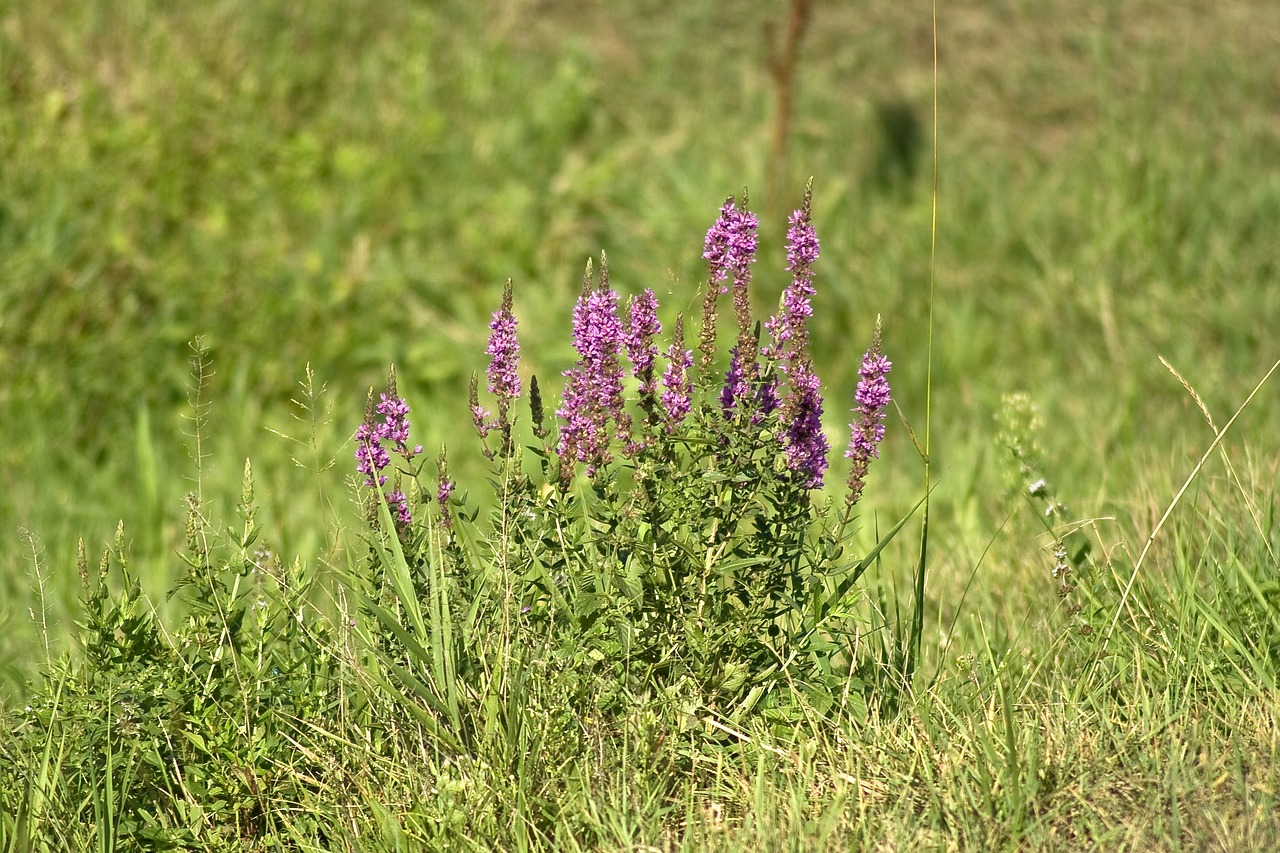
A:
<box><xmin>345</xmin><ymin>187</ymin><xmax>904</xmax><ymax>767</ymax></box>
<box><xmin>627</xmin><ymin>290</ymin><xmax>661</xmax><ymax>408</ymax></box>
<box><xmin>756</xmin><ymin>186</ymin><xmax>832</xmax><ymax>488</ymax></box>
<box><xmin>702</xmin><ymin>197</ymin><xmax>759</xmax><ymax>293</ymax></box>
<box><xmin>557</xmin><ymin>258</ymin><xmax>628</xmax><ymax>476</ymax></box>
<box><xmin>783</xmin><ymin>362</ymin><xmax>829</xmax><ymax>488</ymax></box>
<box><xmin>482</xmin><ymin>278</ymin><xmax>522</xmax><ymax>455</ymax></box>
<box><xmin>356</xmin><ymin>189</ymin><xmax>892</xmax><ymax>517</ymax></box>
<box><xmin>355</xmin><ymin>371</ymin><xmax>421</xmax><ymax>526</ymax></box>
<box><xmin>660</xmin><ymin>314</ymin><xmax>693</xmax><ymax>430</ymax></box>
<box><xmin>486</xmin><ymin>279</ymin><xmax>521</xmax><ymax>406</ymax></box>
<box><xmin>845</xmin><ymin>320</ymin><xmax>892</xmax><ymax>508</ymax></box>
<box><xmin>719</xmin><ymin>346</ymin><xmax>746</xmax><ymax>413</ymax></box>
<box><xmin>699</xmin><ymin>197</ymin><xmax>760</xmax><ymax>383</ymax></box>
<box><xmin>764</xmin><ymin>187</ymin><xmax>819</xmax><ymax>370</ymax></box>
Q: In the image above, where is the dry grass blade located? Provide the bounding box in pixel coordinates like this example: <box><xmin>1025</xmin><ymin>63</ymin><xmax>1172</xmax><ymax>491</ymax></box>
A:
<box><xmin>1105</xmin><ymin>354</ymin><xmax>1280</xmax><ymax>647</ymax></box>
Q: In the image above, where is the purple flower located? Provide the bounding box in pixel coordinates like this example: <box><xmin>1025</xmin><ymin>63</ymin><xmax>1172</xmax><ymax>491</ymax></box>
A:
<box><xmin>703</xmin><ymin>198</ymin><xmax>759</xmax><ymax>293</ymax></box>
<box><xmin>627</xmin><ymin>289</ymin><xmax>661</xmax><ymax>397</ymax></box>
<box><xmin>483</xmin><ymin>279</ymin><xmax>522</xmax><ymax>455</ymax></box>
<box><xmin>625</xmin><ymin>289</ymin><xmax>663</xmax><ymax>453</ymax></box>
<box><xmin>719</xmin><ymin>346</ymin><xmax>749</xmax><ymax>414</ymax></box>
<box><xmin>660</xmin><ymin>314</ymin><xmax>693</xmax><ymax>429</ymax></box>
<box><xmin>845</xmin><ymin>325</ymin><xmax>892</xmax><ymax>508</ymax></box>
<box><xmin>378</xmin><ymin>393</ymin><xmax>414</xmax><ymax>452</ymax></box>
<box><xmin>355</xmin><ymin>374</ymin><xmax>420</xmax><ymax>525</ymax></box>
<box><xmin>699</xmin><ymin>197</ymin><xmax>759</xmax><ymax>384</ymax></box>
<box><xmin>355</xmin><ymin>419</ymin><xmax>391</xmax><ymax>487</ymax></box>
<box><xmin>764</xmin><ymin>191</ymin><xmax>820</xmax><ymax>371</ymax></box>
<box><xmin>557</xmin><ymin>263</ymin><xmax>627</xmax><ymax>475</ymax></box>
<box><xmin>785</xmin><ymin>198</ymin><xmax>820</xmax><ymax>277</ymax></box>
<box><xmin>388</xmin><ymin>490</ymin><xmax>412</xmax><ymax>527</ymax></box>
<box><xmin>783</xmin><ymin>362</ymin><xmax>829</xmax><ymax>489</ymax></box>
<box><xmin>755</xmin><ymin>373</ymin><xmax>780</xmax><ymax>425</ymax></box>
<box><xmin>486</xmin><ymin>279</ymin><xmax>521</xmax><ymax>405</ymax></box>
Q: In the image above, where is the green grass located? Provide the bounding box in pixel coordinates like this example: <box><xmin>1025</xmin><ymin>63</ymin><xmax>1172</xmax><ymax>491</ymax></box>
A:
<box><xmin>2</xmin><ymin>0</ymin><xmax>1279</xmax><ymax>849</ymax></box>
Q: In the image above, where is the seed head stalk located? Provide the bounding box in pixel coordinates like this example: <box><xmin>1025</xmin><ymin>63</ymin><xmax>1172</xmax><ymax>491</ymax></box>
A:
<box><xmin>907</xmin><ymin>2</ymin><xmax>940</xmax><ymax>686</ymax></box>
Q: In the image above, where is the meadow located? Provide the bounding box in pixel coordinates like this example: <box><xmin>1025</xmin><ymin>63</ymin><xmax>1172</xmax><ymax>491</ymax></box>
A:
<box><xmin>2</xmin><ymin>0</ymin><xmax>1279</xmax><ymax>849</ymax></box>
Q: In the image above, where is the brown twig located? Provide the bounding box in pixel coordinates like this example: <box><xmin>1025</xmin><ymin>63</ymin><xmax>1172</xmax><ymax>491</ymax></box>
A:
<box><xmin>766</xmin><ymin>0</ymin><xmax>813</xmax><ymax>223</ymax></box>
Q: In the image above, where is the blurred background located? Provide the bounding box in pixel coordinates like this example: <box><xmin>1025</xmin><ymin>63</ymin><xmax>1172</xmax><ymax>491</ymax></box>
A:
<box><xmin>2</xmin><ymin>0</ymin><xmax>1278</xmax><ymax>695</ymax></box>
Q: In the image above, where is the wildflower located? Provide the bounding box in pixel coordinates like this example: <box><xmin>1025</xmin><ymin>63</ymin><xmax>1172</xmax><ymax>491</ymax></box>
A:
<box><xmin>378</xmin><ymin>393</ymin><xmax>414</xmax><ymax>453</ymax></box>
<box><xmin>698</xmin><ymin>196</ymin><xmax>759</xmax><ymax>383</ymax></box>
<box><xmin>660</xmin><ymin>314</ymin><xmax>693</xmax><ymax>429</ymax></box>
<box><xmin>485</xmin><ymin>279</ymin><xmax>522</xmax><ymax>455</ymax></box>
<box><xmin>844</xmin><ymin>323</ymin><xmax>891</xmax><ymax>508</ymax></box>
<box><xmin>764</xmin><ymin>186</ymin><xmax>819</xmax><ymax>371</ymax></box>
<box><xmin>387</xmin><ymin>490</ymin><xmax>412</xmax><ymax>526</ymax></box>
<box><xmin>557</xmin><ymin>257</ymin><xmax>627</xmax><ymax>475</ymax></box>
<box><xmin>703</xmin><ymin>197</ymin><xmax>759</xmax><ymax>293</ymax></box>
<box><xmin>627</xmin><ymin>289</ymin><xmax>662</xmax><ymax>400</ymax></box>
<box><xmin>756</xmin><ymin>373</ymin><xmax>780</xmax><ymax>421</ymax></box>
<box><xmin>628</xmin><ymin>289</ymin><xmax>662</xmax><ymax>427</ymax></box>
<box><xmin>719</xmin><ymin>345</ymin><xmax>751</xmax><ymax>415</ymax></box>
<box><xmin>355</xmin><ymin>371</ymin><xmax>421</xmax><ymax>525</ymax></box>
<box><xmin>783</xmin><ymin>360</ymin><xmax>829</xmax><ymax>489</ymax></box>
<box><xmin>355</xmin><ymin>421</ymin><xmax>390</xmax><ymax>488</ymax></box>
<box><xmin>486</xmin><ymin>279</ymin><xmax>522</xmax><ymax>405</ymax></box>
<box><xmin>1051</xmin><ymin>539</ymin><xmax>1070</xmax><ymax>580</ymax></box>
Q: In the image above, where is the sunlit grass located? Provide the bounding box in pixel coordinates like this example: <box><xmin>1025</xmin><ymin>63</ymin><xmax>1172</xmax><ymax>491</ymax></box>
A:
<box><xmin>2</xmin><ymin>0</ymin><xmax>1279</xmax><ymax>848</ymax></box>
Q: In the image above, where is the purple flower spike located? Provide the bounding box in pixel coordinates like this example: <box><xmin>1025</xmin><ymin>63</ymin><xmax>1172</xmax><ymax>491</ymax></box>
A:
<box><xmin>484</xmin><ymin>279</ymin><xmax>522</xmax><ymax>455</ymax></box>
<box><xmin>355</xmin><ymin>372</ymin><xmax>418</xmax><ymax>526</ymax></box>
<box><xmin>660</xmin><ymin>314</ymin><xmax>693</xmax><ymax>430</ymax></box>
<box><xmin>355</xmin><ymin>419</ymin><xmax>390</xmax><ymax>488</ymax></box>
<box><xmin>557</xmin><ymin>258</ymin><xmax>627</xmax><ymax>475</ymax></box>
<box><xmin>486</xmin><ymin>279</ymin><xmax>522</xmax><ymax>405</ymax></box>
<box><xmin>719</xmin><ymin>346</ymin><xmax>749</xmax><ymax>414</ymax></box>
<box><xmin>388</xmin><ymin>490</ymin><xmax>412</xmax><ymax>527</ymax></box>
<box><xmin>627</xmin><ymin>289</ymin><xmax>662</xmax><ymax>398</ymax></box>
<box><xmin>699</xmin><ymin>196</ymin><xmax>760</xmax><ymax>384</ymax></box>
<box><xmin>765</xmin><ymin>201</ymin><xmax>820</xmax><ymax>367</ymax></box>
<box><xmin>378</xmin><ymin>393</ymin><xmax>414</xmax><ymax>452</ymax></box>
<box><xmin>845</xmin><ymin>321</ymin><xmax>892</xmax><ymax>508</ymax></box>
<box><xmin>627</xmin><ymin>289</ymin><xmax>663</xmax><ymax>450</ymax></box>
<box><xmin>703</xmin><ymin>197</ymin><xmax>759</xmax><ymax>293</ymax></box>
<box><xmin>783</xmin><ymin>362</ymin><xmax>829</xmax><ymax>489</ymax></box>
<box><xmin>754</xmin><ymin>374</ymin><xmax>780</xmax><ymax>425</ymax></box>
<box><xmin>785</xmin><ymin>198</ymin><xmax>820</xmax><ymax>279</ymax></box>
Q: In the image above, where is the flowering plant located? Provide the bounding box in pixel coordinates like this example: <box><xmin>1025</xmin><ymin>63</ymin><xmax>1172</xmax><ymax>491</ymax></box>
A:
<box><xmin>357</xmin><ymin>186</ymin><xmax>901</xmax><ymax>735</ymax></box>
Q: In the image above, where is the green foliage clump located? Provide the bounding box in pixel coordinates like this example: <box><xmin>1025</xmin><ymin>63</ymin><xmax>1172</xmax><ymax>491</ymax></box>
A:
<box><xmin>1</xmin><ymin>470</ymin><xmax>345</xmax><ymax>851</ymax></box>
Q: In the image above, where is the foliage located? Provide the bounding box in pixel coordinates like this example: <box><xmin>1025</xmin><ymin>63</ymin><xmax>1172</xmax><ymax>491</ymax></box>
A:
<box><xmin>0</xmin><ymin>475</ymin><xmax>346</xmax><ymax>850</ymax></box>
<box><xmin>2</xmin><ymin>0</ymin><xmax>1280</xmax><ymax>849</ymax></box>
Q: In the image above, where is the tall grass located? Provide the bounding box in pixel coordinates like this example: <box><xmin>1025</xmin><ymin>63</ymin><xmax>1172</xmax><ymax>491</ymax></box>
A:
<box><xmin>2</xmin><ymin>0</ymin><xmax>1279</xmax><ymax>848</ymax></box>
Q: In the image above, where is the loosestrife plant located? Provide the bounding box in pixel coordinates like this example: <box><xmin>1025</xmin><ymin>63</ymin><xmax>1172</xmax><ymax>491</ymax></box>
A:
<box><xmin>356</xmin><ymin>186</ymin><xmax>898</xmax><ymax>733</ymax></box>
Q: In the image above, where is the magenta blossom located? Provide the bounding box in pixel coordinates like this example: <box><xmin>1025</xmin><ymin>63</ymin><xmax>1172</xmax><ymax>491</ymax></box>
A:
<box><xmin>845</xmin><ymin>324</ymin><xmax>892</xmax><ymax>508</ymax></box>
<box><xmin>486</xmin><ymin>279</ymin><xmax>522</xmax><ymax>405</ymax></box>
<box><xmin>557</xmin><ymin>265</ymin><xmax>627</xmax><ymax>475</ymax></box>
<box><xmin>764</xmin><ymin>190</ymin><xmax>820</xmax><ymax>370</ymax></box>
<box><xmin>782</xmin><ymin>362</ymin><xmax>829</xmax><ymax>489</ymax></box>
<box><xmin>703</xmin><ymin>198</ymin><xmax>759</xmax><ymax>293</ymax></box>
<box><xmin>660</xmin><ymin>314</ymin><xmax>693</xmax><ymax>430</ymax></box>
<box><xmin>355</xmin><ymin>376</ymin><xmax>421</xmax><ymax>525</ymax></box>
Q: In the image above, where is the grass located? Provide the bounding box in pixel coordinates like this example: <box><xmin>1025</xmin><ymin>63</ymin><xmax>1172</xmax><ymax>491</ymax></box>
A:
<box><xmin>2</xmin><ymin>0</ymin><xmax>1279</xmax><ymax>849</ymax></box>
